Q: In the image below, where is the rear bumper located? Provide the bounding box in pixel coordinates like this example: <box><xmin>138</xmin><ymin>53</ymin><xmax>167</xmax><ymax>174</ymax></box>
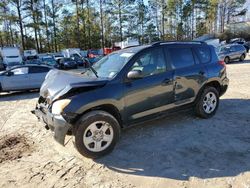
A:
<box><xmin>33</xmin><ymin>105</ymin><xmax>71</xmax><ymax>146</ymax></box>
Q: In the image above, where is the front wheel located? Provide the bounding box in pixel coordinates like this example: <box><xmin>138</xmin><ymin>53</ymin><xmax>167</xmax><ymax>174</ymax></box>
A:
<box><xmin>74</xmin><ymin>111</ymin><xmax>121</xmax><ymax>158</ymax></box>
<box><xmin>195</xmin><ymin>87</ymin><xmax>219</xmax><ymax>119</ymax></box>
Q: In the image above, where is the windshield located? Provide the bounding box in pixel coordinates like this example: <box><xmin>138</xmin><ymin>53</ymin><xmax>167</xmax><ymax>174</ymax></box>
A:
<box><xmin>84</xmin><ymin>52</ymin><xmax>134</xmax><ymax>79</ymax></box>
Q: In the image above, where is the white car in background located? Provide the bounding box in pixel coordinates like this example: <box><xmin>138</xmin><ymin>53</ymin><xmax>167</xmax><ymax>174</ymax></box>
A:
<box><xmin>0</xmin><ymin>47</ymin><xmax>23</xmax><ymax>69</ymax></box>
<box><xmin>0</xmin><ymin>65</ymin><xmax>51</xmax><ymax>92</ymax></box>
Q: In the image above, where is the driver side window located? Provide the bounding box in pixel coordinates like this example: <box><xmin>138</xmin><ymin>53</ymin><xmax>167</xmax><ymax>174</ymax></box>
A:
<box><xmin>10</xmin><ymin>67</ymin><xmax>29</xmax><ymax>75</ymax></box>
<box><xmin>130</xmin><ymin>48</ymin><xmax>166</xmax><ymax>77</ymax></box>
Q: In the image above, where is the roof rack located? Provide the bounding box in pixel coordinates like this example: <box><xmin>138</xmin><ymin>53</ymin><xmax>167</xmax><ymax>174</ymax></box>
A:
<box><xmin>151</xmin><ymin>40</ymin><xmax>207</xmax><ymax>46</ymax></box>
<box><xmin>123</xmin><ymin>45</ymin><xmax>141</xmax><ymax>49</ymax></box>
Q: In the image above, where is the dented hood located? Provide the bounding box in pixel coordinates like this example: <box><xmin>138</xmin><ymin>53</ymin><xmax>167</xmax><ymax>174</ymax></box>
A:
<box><xmin>40</xmin><ymin>69</ymin><xmax>108</xmax><ymax>100</ymax></box>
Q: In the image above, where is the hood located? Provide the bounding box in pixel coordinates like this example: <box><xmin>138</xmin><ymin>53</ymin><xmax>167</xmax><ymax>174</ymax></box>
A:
<box><xmin>40</xmin><ymin>69</ymin><xmax>108</xmax><ymax>101</ymax></box>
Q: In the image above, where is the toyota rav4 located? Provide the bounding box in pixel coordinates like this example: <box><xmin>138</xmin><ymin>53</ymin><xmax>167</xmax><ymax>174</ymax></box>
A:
<box><xmin>33</xmin><ymin>41</ymin><xmax>229</xmax><ymax>158</ymax></box>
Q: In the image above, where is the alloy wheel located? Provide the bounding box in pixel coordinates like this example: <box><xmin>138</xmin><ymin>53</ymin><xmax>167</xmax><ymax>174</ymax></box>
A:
<box><xmin>83</xmin><ymin>121</ymin><xmax>114</xmax><ymax>152</ymax></box>
<box><xmin>203</xmin><ymin>92</ymin><xmax>217</xmax><ymax>114</ymax></box>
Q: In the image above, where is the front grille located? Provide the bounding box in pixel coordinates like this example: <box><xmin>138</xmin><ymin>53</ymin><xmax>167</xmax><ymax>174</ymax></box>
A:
<box><xmin>38</xmin><ymin>96</ymin><xmax>46</xmax><ymax>104</ymax></box>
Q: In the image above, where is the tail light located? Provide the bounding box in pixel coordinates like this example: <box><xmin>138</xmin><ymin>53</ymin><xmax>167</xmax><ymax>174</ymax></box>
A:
<box><xmin>218</xmin><ymin>60</ymin><xmax>226</xmax><ymax>67</ymax></box>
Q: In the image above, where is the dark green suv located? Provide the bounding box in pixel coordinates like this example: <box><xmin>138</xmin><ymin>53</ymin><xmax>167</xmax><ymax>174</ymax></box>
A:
<box><xmin>34</xmin><ymin>41</ymin><xmax>229</xmax><ymax>158</ymax></box>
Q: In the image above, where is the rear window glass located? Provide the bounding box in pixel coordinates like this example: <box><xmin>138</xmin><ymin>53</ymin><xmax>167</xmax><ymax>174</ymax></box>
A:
<box><xmin>195</xmin><ymin>47</ymin><xmax>211</xmax><ymax>64</ymax></box>
<box><xmin>169</xmin><ymin>48</ymin><xmax>195</xmax><ymax>69</ymax></box>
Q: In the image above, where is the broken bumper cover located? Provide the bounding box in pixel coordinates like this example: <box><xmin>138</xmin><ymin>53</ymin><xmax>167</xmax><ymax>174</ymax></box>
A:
<box><xmin>34</xmin><ymin>106</ymin><xmax>71</xmax><ymax>146</ymax></box>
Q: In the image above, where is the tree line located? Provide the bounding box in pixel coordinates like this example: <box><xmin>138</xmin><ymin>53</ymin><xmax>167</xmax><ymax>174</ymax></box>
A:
<box><xmin>0</xmin><ymin>0</ymin><xmax>247</xmax><ymax>53</ymax></box>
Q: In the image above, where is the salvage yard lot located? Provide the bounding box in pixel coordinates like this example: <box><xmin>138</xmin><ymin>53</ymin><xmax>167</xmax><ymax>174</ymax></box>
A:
<box><xmin>0</xmin><ymin>57</ymin><xmax>250</xmax><ymax>188</ymax></box>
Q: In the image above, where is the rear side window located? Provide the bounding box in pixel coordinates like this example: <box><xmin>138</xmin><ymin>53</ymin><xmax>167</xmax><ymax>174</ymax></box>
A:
<box><xmin>168</xmin><ymin>48</ymin><xmax>195</xmax><ymax>69</ymax></box>
<box><xmin>235</xmin><ymin>45</ymin><xmax>245</xmax><ymax>51</ymax></box>
<box><xmin>195</xmin><ymin>47</ymin><xmax>211</xmax><ymax>64</ymax></box>
<box><xmin>29</xmin><ymin>66</ymin><xmax>50</xmax><ymax>73</ymax></box>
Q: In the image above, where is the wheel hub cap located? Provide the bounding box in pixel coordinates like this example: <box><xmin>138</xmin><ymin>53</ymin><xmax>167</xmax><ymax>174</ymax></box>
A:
<box><xmin>203</xmin><ymin>92</ymin><xmax>217</xmax><ymax>114</ymax></box>
<box><xmin>83</xmin><ymin>121</ymin><xmax>114</xmax><ymax>152</ymax></box>
<box><xmin>93</xmin><ymin>130</ymin><xmax>104</xmax><ymax>141</ymax></box>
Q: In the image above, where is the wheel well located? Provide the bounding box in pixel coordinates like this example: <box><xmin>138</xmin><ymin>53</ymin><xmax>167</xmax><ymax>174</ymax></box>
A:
<box><xmin>79</xmin><ymin>104</ymin><xmax>123</xmax><ymax>128</ymax></box>
<box><xmin>196</xmin><ymin>81</ymin><xmax>221</xmax><ymax>101</ymax></box>
<box><xmin>205</xmin><ymin>81</ymin><xmax>221</xmax><ymax>94</ymax></box>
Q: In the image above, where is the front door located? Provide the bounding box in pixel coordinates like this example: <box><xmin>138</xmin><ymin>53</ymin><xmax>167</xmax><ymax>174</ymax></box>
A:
<box><xmin>1</xmin><ymin>67</ymin><xmax>31</xmax><ymax>91</ymax></box>
<box><xmin>123</xmin><ymin>47</ymin><xmax>174</xmax><ymax>123</ymax></box>
<box><xmin>28</xmin><ymin>66</ymin><xmax>50</xmax><ymax>89</ymax></box>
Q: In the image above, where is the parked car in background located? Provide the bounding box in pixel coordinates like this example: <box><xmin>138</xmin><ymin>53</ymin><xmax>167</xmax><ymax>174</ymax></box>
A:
<box><xmin>56</xmin><ymin>58</ymin><xmax>78</xmax><ymax>69</ymax></box>
<box><xmin>229</xmin><ymin>38</ymin><xmax>249</xmax><ymax>53</ymax></box>
<box><xmin>25</xmin><ymin>59</ymin><xmax>43</xmax><ymax>65</ymax></box>
<box><xmin>70</xmin><ymin>53</ymin><xmax>90</xmax><ymax>67</ymax></box>
<box><xmin>53</xmin><ymin>53</ymin><xmax>64</xmax><ymax>61</ymax></box>
<box><xmin>41</xmin><ymin>56</ymin><xmax>57</xmax><ymax>67</ymax></box>
<box><xmin>23</xmin><ymin>49</ymin><xmax>38</xmax><ymax>61</ymax></box>
<box><xmin>0</xmin><ymin>47</ymin><xmax>23</xmax><ymax>69</ymax></box>
<box><xmin>34</xmin><ymin>41</ymin><xmax>229</xmax><ymax>158</ymax></box>
<box><xmin>217</xmin><ymin>44</ymin><xmax>246</xmax><ymax>63</ymax></box>
<box><xmin>62</xmin><ymin>48</ymin><xmax>81</xmax><ymax>58</ymax></box>
<box><xmin>0</xmin><ymin>65</ymin><xmax>51</xmax><ymax>92</ymax></box>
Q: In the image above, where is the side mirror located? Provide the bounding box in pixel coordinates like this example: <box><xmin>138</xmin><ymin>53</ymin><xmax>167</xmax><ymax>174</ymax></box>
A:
<box><xmin>127</xmin><ymin>70</ymin><xmax>143</xmax><ymax>80</ymax></box>
<box><xmin>6</xmin><ymin>71</ymin><xmax>14</xmax><ymax>76</ymax></box>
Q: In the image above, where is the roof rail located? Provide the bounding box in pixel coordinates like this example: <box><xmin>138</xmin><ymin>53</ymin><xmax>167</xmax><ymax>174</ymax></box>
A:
<box><xmin>123</xmin><ymin>45</ymin><xmax>141</xmax><ymax>49</ymax></box>
<box><xmin>151</xmin><ymin>40</ymin><xmax>207</xmax><ymax>46</ymax></box>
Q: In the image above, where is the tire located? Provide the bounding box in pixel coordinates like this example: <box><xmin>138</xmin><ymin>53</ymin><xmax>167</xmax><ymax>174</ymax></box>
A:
<box><xmin>195</xmin><ymin>87</ymin><xmax>219</xmax><ymax>119</ymax></box>
<box><xmin>224</xmin><ymin>56</ymin><xmax>230</xmax><ymax>64</ymax></box>
<box><xmin>74</xmin><ymin>110</ymin><xmax>121</xmax><ymax>158</ymax></box>
<box><xmin>239</xmin><ymin>54</ymin><xmax>245</xmax><ymax>62</ymax></box>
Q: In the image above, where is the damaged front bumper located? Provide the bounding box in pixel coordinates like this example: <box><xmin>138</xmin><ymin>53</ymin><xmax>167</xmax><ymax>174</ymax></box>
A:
<box><xmin>33</xmin><ymin>104</ymin><xmax>71</xmax><ymax>146</ymax></box>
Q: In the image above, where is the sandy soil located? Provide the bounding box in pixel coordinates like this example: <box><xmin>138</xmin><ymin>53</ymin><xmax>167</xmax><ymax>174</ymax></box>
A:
<box><xmin>0</xmin><ymin>56</ymin><xmax>250</xmax><ymax>188</ymax></box>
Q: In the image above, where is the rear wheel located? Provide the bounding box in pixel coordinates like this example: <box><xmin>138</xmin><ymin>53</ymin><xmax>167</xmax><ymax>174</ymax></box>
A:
<box><xmin>195</xmin><ymin>87</ymin><xmax>219</xmax><ymax>119</ymax></box>
<box><xmin>224</xmin><ymin>56</ymin><xmax>230</xmax><ymax>64</ymax></box>
<box><xmin>240</xmin><ymin>54</ymin><xmax>245</xmax><ymax>62</ymax></box>
<box><xmin>74</xmin><ymin>110</ymin><xmax>121</xmax><ymax>158</ymax></box>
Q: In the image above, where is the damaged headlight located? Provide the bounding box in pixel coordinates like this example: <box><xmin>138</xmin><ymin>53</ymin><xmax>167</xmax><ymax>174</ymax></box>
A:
<box><xmin>52</xmin><ymin>99</ymin><xmax>71</xmax><ymax>115</ymax></box>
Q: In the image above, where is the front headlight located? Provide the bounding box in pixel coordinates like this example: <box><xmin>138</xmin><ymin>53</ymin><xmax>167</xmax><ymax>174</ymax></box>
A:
<box><xmin>51</xmin><ymin>99</ymin><xmax>71</xmax><ymax>115</ymax></box>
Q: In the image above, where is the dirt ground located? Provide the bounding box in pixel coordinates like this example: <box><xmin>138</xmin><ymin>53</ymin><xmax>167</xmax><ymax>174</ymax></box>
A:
<box><xmin>0</xmin><ymin>56</ymin><xmax>250</xmax><ymax>188</ymax></box>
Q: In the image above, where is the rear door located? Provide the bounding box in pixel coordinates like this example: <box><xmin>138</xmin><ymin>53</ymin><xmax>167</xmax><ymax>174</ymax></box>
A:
<box><xmin>229</xmin><ymin>46</ymin><xmax>238</xmax><ymax>60</ymax></box>
<box><xmin>28</xmin><ymin>66</ymin><xmax>51</xmax><ymax>88</ymax></box>
<box><xmin>1</xmin><ymin>67</ymin><xmax>31</xmax><ymax>91</ymax></box>
<box><xmin>166</xmin><ymin>45</ymin><xmax>207</xmax><ymax>106</ymax></box>
<box><xmin>123</xmin><ymin>47</ymin><xmax>174</xmax><ymax>122</ymax></box>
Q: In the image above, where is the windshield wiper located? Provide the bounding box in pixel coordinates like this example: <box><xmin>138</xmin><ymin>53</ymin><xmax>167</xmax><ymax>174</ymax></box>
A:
<box><xmin>89</xmin><ymin>66</ymin><xmax>98</xmax><ymax>78</ymax></box>
<box><xmin>81</xmin><ymin>66</ymin><xmax>98</xmax><ymax>78</ymax></box>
